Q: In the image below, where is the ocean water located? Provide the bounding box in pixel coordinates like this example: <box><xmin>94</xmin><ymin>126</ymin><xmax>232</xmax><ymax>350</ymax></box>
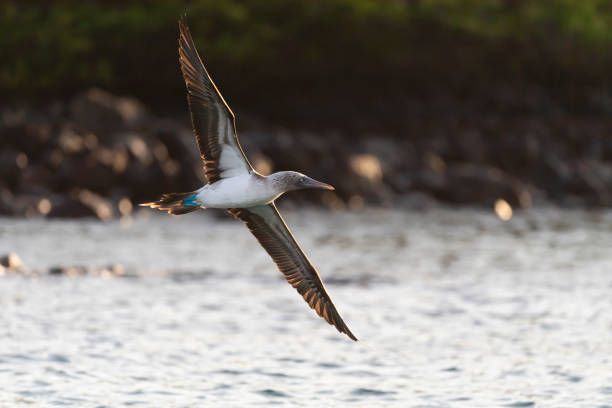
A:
<box><xmin>0</xmin><ymin>208</ymin><xmax>611</xmax><ymax>407</ymax></box>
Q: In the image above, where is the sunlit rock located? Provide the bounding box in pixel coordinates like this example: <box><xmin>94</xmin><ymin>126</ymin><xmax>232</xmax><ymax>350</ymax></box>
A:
<box><xmin>494</xmin><ymin>198</ymin><xmax>513</xmax><ymax>221</ymax></box>
<box><xmin>349</xmin><ymin>154</ymin><xmax>382</xmax><ymax>183</ymax></box>
<box><xmin>0</xmin><ymin>253</ymin><xmax>23</xmax><ymax>270</ymax></box>
<box><xmin>118</xmin><ymin>197</ymin><xmax>133</xmax><ymax>216</ymax></box>
<box><xmin>37</xmin><ymin>198</ymin><xmax>51</xmax><ymax>215</ymax></box>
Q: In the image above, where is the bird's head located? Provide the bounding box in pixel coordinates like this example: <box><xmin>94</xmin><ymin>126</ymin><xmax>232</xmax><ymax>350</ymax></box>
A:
<box><xmin>270</xmin><ymin>171</ymin><xmax>335</xmax><ymax>192</ymax></box>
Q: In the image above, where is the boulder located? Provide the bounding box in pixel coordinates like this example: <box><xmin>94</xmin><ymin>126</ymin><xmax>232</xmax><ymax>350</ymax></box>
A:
<box><xmin>443</xmin><ymin>163</ymin><xmax>528</xmax><ymax>207</ymax></box>
<box><xmin>0</xmin><ymin>253</ymin><xmax>26</xmax><ymax>274</ymax></box>
<box><xmin>47</xmin><ymin>196</ymin><xmax>98</xmax><ymax>218</ymax></box>
<box><xmin>0</xmin><ymin>149</ymin><xmax>24</xmax><ymax>190</ymax></box>
<box><xmin>70</xmin><ymin>88</ymin><xmax>148</xmax><ymax>135</ymax></box>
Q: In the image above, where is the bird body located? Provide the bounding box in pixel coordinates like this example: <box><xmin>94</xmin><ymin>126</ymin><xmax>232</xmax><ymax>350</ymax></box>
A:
<box><xmin>194</xmin><ymin>173</ymin><xmax>271</xmax><ymax>208</ymax></box>
<box><xmin>191</xmin><ymin>171</ymin><xmax>334</xmax><ymax>209</ymax></box>
<box><xmin>141</xmin><ymin>17</ymin><xmax>357</xmax><ymax>341</ymax></box>
<box><xmin>187</xmin><ymin>171</ymin><xmax>333</xmax><ymax>208</ymax></box>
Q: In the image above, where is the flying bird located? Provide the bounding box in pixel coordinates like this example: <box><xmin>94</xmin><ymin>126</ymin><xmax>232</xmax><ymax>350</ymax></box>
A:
<box><xmin>141</xmin><ymin>18</ymin><xmax>357</xmax><ymax>341</ymax></box>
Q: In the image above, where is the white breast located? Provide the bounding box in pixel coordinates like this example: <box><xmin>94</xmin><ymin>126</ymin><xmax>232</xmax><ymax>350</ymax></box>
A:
<box><xmin>195</xmin><ymin>174</ymin><xmax>280</xmax><ymax>208</ymax></box>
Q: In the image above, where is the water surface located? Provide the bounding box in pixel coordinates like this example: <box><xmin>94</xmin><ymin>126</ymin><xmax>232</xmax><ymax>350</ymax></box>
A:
<box><xmin>1</xmin><ymin>208</ymin><xmax>611</xmax><ymax>407</ymax></box>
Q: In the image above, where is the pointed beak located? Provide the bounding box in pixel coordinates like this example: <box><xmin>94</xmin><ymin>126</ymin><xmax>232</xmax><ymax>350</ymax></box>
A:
<box><xmin>299</xmin><ymin>177</ymin><xmax>335</xmax><ymax>191</ymax></box>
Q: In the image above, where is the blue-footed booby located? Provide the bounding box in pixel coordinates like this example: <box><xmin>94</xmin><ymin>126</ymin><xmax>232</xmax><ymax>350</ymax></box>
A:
<box><xmin>141</xmin><ymin>18</ymin><xmax>357</xmax><ymax>341</ymax></box>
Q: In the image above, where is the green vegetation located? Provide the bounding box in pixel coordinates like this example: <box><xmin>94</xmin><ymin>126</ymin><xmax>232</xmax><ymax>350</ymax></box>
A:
<box><xmin>2</xmin><ymin>1</ymin><xmax>611</xmax><ymax>112</ymax></box>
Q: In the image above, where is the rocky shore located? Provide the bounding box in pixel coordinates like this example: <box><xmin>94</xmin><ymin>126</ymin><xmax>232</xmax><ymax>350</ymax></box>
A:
<box><xmin>2</xmin><ymin>88</ymin><xmax>612</xmax><ymax>220</ymax></box>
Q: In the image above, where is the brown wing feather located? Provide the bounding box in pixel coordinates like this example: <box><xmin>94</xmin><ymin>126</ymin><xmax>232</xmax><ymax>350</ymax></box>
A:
<box><xmin>228</xmin><ymin>205</ymin><xmax>357</xmax><ymax>341</ymax></box>
<box><xmin>178</xmin><ymin>17</ymin><xmax>253</xmax><ymax>183</ymax></box>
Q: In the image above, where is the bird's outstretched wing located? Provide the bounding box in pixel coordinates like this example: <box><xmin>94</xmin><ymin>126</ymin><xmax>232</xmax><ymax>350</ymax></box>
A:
<box><xmin>178</xmin><ymin>17</ymin><xmax>253</xmax><ymax>183</ymax></box>
<box><xmin>228</xmin><ymin>204</ymin><xmax>358</xmax><ymax>341</ymax></box>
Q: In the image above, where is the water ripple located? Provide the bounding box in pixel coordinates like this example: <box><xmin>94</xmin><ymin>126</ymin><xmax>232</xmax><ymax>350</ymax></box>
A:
<box><xmin>255</xmin><ymin>389</ymin><xmax>289</xmax><ymax>398</ymax></box>
<box><xmin>351</xmin><ymin>388</ymin><xmax>396</xmax><ymax>396</ymax></box>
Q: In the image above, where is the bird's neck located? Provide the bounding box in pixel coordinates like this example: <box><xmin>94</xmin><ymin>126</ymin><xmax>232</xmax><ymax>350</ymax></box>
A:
<box><xmin>266</xmin><ymin>172</ymin><xmax>293</xmax><ymax>195</ymax></box>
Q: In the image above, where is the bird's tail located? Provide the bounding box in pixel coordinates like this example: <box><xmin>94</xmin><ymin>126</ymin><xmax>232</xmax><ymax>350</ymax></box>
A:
<box><xmin>140</xmin><ymin>192</ymin><xmax>201</xmax><ymax>215</ymax></box>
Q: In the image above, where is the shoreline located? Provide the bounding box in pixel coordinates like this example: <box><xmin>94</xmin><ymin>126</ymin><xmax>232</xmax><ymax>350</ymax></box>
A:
<box><xmin>2</xmin><ymin>88</ymin><xmax>612</xmax><ymax>220</ymax></box>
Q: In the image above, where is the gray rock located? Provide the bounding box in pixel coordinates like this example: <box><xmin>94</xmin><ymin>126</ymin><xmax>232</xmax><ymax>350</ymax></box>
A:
<box><xmin>70</xmin><ymin>88</ymin><xmax>148</xmax><ymax>135</ymax></box>
<box><xmin>0</xmin><ymin>253</ymin><xmax>26</xmax><ymax>274</ymax></box>
<box><xmin>443</xmin><ymin>163</ymin><xmax>527</xmax><ymax>206</ymax></box>
<box><xmin>47</xmin><ymin>194</ymin><xmax>99</xmax><ymax>219</ymax></box>
<box><xmin>0</xmin><ymin>149</ymin><xmax>24</xmax><ymax>190</ymax></box>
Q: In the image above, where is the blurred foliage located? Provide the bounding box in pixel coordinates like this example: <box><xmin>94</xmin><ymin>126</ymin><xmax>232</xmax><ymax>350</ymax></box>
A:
<box><xmin>2</xmin><ymin>0</ymin><xmax>611</xmax><ymax>118</ymax></box>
